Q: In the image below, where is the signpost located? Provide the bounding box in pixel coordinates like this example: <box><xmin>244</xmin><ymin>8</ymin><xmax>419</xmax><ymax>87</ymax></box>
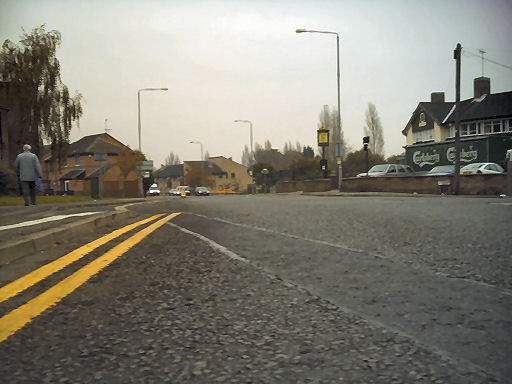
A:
<box><xmin>317</xmin><ymin>126</ymin><xmax>330</xmax><ymax>178</ymax></box>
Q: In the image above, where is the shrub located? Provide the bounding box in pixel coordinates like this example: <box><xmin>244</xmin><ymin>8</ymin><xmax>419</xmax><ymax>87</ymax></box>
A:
<box><xmin>0</xmin><ymin>163</ymin><xmax>18</xmax><ymax>195</ymax></box>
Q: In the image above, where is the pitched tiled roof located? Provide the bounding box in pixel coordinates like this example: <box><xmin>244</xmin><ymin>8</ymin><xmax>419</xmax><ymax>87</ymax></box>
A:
<box><xmin>403</xmin><ymin>91</ymin><xmax>512</xmax><ymax>135</ymax></box>
<box><xmin>85</xmin><ymin>163</ymin><xmax>113</xmax><ymax>179</ymax></box>
<box><xmin>69</xmin><ymin>133</ymin><xmax>128</xmax><ymax>154</ymax></box>
<box><xmin>59</xmin><ymin>169</ymin><xmax>86</xmax><ymax>180</ymax></box>
<box><xmin>154</xmin><ymin>164</ymin><xmax>184</xmax><ymax>178</ymax></box>
<box><xmin>186</xmin><ymin>161</ymin><xmax>226</xmax><ymax>175</ymax></box>
<box><xmin>420</xmin><ymin>102</ymin><xmax>455</xmax><ymax>122</ymax></box>
<box><xmin>443</xmin><ymin>91</ymin><xmax>512</xmax><ymax>123</ymax></box>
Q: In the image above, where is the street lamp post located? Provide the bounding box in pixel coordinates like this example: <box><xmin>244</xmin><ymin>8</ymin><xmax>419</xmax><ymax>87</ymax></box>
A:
<box><xmin>234</xmin><ymin>119</ymin><xmax>254</xmax><ymax>163</ymax></box>
<box><xmin>190</xmin><ymin>140</ymin><xmax>205</xmax><ymax>186</ymax></box>
<box><xmin>137</xmin><ymin>87</ymin><xmax>168</xmax><ymax>152</ymax></box>
<box><xmin>296</xmin><ymin>28</ymin><xmax>342</xmax><ymax>188</ymax></box>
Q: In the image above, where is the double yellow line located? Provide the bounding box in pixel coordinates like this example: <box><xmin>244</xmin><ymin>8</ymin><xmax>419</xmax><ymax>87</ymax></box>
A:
<box><xmin>0</xmin><ymin>212</ymin><xmax>180</xmax><ymax>343</ymax></box>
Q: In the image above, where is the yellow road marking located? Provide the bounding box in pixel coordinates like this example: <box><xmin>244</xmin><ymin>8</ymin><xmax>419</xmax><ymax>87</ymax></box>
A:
<box><xmin>0</xmin><ymin>214</ymin><xmax>164</xmax><ymax>303</ymax></box>
<box><xmin>0</xmin><ymin>212</ymin><xmax>180</xmax><ymax>343</ymax></box>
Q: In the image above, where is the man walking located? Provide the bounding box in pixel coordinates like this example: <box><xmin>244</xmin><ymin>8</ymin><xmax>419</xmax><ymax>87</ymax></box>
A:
<box><xmin>14</xmin><ymin>144</ymin><xmax>42</xmax><ymax>206</ymax></box>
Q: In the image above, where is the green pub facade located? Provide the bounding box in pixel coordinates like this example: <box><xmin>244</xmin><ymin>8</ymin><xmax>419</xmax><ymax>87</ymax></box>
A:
<box><xmin>402</xmin><ymin>78</ymin><xmax>512</xmax><ymax>172</ymax></box>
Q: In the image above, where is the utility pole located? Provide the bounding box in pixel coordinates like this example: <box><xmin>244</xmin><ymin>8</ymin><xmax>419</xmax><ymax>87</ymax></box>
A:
<box><xmin>454</xmin><ymin>43</ymin><xmax>462</xmax><ymax>195</ymax></box>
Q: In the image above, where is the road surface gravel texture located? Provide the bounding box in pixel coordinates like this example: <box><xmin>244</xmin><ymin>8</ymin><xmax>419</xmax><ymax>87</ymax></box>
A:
<box><xmin>0</xmin><ymin>194</ymin><xmax>510</xmax><ymax>383</ymax></box>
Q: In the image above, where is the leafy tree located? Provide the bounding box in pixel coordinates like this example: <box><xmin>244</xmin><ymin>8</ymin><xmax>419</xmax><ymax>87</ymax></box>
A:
<box><xmin>282</xmin><ymin>140</ymin><xmax>302</xmax><ymax>167</ymax></box>
<box><xmin>117</xmin><ymin>149</ymin><xmax>145</xmax><ymax>197</ymax></box>
<box><xmin>289</xmin><ymin>157</ymin><xmax>322</xmax><ymax>180</ymax></box>
<box><xmin>385</xmin><ymin>153</ymin><xmax>405</xmax><ymax>164</ymax></box>
<box><xmin>342</xmin><ymin>149</ymin><xmax>385</xmax><ymax>177</ymax></box>
<box><xmin>254</xmin><ymin>141</ymin><xmax>287</xmax><ymax>170</ymax></box>
<box><xmin>0</xmin><ymin>25</ymin><xmax>82</xmax><ymax>167</ymax></box>
<box><xmin>250</xmin><ymin>162</ymin><xmax>275</xmax><ymax>186</ymax></box>
<box><xmin>164</xmin><ymin>151</ymin><xmax>181</xmax><ymax>165</ymax></box>
<box><xmin>303</xmin><ymin>146</ymin><xmax>315</xmax><ymax>158</ymax></box>
<box><xmin>364</xmin><ymin>102</ymin><xmax>385</xmax><ymax>156</ymax></box>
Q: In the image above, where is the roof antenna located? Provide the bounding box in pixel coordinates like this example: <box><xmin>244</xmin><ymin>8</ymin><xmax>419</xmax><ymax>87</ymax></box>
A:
<box><xmin>104</xmin><ymin>118</ymin><xmax>112</xmax><ymax>133</ymax></box>
<box><xmin>478</xmin><ymin>49</ymin><xmax>486</xmax><ymax>77</ymax></box>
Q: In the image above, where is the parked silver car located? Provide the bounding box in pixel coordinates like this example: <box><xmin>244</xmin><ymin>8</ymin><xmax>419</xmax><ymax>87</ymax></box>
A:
<box><xmin>427</xmin><ymin>165</ymin><xmax>456</xmax><ymax>176</ymax></box>
<box><xmin>357</xmin><ymin>164</ymin><xmax>415</xmax><ymax>177</ymax></box>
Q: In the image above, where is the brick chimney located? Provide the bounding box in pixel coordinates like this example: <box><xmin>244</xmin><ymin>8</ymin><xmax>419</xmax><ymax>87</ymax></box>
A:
<box><xmin>430</xmin><ymin>92</ymin><xmax>445</xmax><ymax>102</ymax></box>
<box><xmin>474</xmin><ymin>77</ymin><xmax>490</xmax><ymax>98</ymax></box>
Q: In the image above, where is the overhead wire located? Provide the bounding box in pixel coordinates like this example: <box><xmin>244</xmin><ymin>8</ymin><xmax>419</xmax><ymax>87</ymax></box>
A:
<box><xmin>462</xmin><ymin>49</ymin><xmax>512</xmax><ymax>71</ymax></box>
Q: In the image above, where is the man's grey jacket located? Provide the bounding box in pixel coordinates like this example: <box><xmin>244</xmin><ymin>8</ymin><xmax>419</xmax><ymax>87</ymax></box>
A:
<box><xmin>15</xmin><ymin>151</ymin><xmax>42</xmax><ymax>181</ymax></box>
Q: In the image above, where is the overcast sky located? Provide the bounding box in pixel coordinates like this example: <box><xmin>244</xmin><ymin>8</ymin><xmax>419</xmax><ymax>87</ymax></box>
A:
<box><xmin>2</xmin><ymin>0</ymin><xmax>512</xmax><ymax>167</ymax></box>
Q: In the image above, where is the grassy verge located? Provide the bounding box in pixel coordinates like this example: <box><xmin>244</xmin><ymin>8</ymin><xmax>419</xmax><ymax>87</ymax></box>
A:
<box><xmin>0</xmin><ymin>195</ymin><xmax>97</xmax><ymax>206</ymax></box>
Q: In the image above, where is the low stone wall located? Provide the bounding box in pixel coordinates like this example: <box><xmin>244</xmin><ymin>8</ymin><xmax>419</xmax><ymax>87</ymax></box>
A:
<box><xmin>276</xmin><ymin>174</ymin><xmax>508</xmax><ymax>195</ymax></box>
<box><xmin>276</xmin><ymin>178</ymin><xmax>337</xmax><ymax>193</ymax></box>
<box><xmin>340</xmin><ymin>174</ymin><xmax>507</xmax><ymax>195</ymax></box>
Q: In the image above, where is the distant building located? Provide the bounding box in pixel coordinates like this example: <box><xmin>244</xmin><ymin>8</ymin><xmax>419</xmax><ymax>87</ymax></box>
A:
<box><xmin>154</xmin><ymin>164</ymin><xmax>184</xmax><ymax>192</ymax></box>
<box><xmin>154</xmin><ymin>156</ymin><xmax>252</xmax><ymax>193</ymax></box>
<box><xmin>402</xmin><ymin>77</ymin><xmax>512</xmax><ymax>172</ymax></box>
<box><xmin>41</xmin><ymin>133</ymin><xmax>142</xmax><ymax>197</ymax></box>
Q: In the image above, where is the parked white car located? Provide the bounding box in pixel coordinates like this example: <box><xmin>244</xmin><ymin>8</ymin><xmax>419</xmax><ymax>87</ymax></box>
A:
<box><xmin>460</xmin><ymin>162</ymin><xmax>504</xmax><ymax>175</ymax></box>
<box><xmin>146</xmin><ymin>183</ymin><xmax>160</xmax><ymax>196</ymax></box>
<box><xmin>357</xmin><ymin>164</ymin><xmax>415</xmax><ymax>177</ymax></box>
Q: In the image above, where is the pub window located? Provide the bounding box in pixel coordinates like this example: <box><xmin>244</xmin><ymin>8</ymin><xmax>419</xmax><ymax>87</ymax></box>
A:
<box><xmin>492</xmin><ymin>120</ymin><xmax>502</xmax><ymax>133</ymax></box>
<box><xmin>507</xmin><ymin>119</ymin><xmax>512</xmax><ymax>132</ymax></box>
<box><xmin>460</xmin><ymin>124</ymin><xmax>469</xmax><ymax>136</ymax></box>
<box><xmin>414</xmin><ymin>129</ymin><xmax>433</xmax><ymax>142</ymax></box>
<box><xmin>469</xmin><ymin>123</ymin><xmax>478</xmax><ymax>135</ymax></box>
<box><xmin>231</xmin><ymin>172</ymin><xmax>235</xmax><ymax>179</ymax></box>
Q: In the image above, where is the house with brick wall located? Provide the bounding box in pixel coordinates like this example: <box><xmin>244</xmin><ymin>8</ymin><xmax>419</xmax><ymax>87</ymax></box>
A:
<box><xmin>42</xmin><ymin>133</ymin><xmax>142</xmax><ymax>198</ymax></box>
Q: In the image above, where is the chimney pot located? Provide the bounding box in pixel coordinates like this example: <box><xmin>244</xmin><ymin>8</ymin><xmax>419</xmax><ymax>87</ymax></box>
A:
<box><xmin>431</xmin><ymin>92</ymin><xmax>445</xmax><ymax>102</ymax></box>
<box><xmin>474</xmin><ymin>77</ymin><xmax>490</xmax><ymax>98</ymax></box>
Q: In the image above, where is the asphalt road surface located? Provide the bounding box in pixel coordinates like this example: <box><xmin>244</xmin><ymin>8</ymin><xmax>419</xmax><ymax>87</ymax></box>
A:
<box><xmin>1</xmin><ymin>194</ymin><xmax>511</xmax><ymax>383</ymax></box>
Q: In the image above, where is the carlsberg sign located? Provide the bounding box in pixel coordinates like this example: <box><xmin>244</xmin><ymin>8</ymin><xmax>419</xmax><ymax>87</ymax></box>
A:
<box><xmin>406</xmin><ymin>139</ymin><xmax>486</xmax><ymax>171</ymax></box>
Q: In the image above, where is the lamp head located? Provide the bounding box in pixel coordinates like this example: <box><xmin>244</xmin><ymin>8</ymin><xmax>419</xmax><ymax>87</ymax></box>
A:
<box><xmin>295</xmin><ymin>28</ymin><xmax>307</xmax><ymax>33</ymax></box>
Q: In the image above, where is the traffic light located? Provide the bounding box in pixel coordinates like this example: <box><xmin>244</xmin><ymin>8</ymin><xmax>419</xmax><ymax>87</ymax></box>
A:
<box><xmin>363</xmin><ymin>136</ymin><xmax>370</xmax><ymax>151</ymax></box>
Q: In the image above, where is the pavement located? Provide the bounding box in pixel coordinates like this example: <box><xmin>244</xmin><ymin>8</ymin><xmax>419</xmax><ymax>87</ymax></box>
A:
<box><xmin>0</xmin><ymin>199</ymin><xmax>144</xmax><ymax>265</ymax></box>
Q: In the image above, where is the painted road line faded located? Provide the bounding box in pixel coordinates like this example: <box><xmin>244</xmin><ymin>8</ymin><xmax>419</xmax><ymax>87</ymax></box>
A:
<box><xmin>0</xmin><ymin>212</ymin><xmax>181</xmax><ymax>343</ymax></box>
<box><xmin>0</xmin><ymin>212</ymin><xmax>102</xmax><ymax>231</ymax></box>
<box><xmin>0</xmin><ymin>214</ymin><xmax>164</xmax><ymax>303</ymax></box>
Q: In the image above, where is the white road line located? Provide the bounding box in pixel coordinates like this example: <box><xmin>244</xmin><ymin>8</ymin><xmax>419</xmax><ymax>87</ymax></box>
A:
<box><xmin>0</xmin><ymin>212</ymin><xmax>101</xmax><ymax>231</ymax></box>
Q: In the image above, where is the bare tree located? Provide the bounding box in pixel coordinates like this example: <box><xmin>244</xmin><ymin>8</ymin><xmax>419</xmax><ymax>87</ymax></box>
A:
<box><xmin>164</xmin><ymin>152</ymin><xmax>181</xmax><ymax>165</ymax></box>
<box><xmin>364</xmin><ymin>102</ymin><xmax>385</xmax><ymax>156</ymax></box>
<box><xmin>241</xmin><ymin>144</ymin><xmax>252</xmax><ymax>166</ymax></box>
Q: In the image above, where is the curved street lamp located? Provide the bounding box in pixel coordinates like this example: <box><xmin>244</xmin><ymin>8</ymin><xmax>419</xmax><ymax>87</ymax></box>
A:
<box><xmin>137</xmin><ymin>87</ymin><xmax>168</xmax><ymax>152</ymax></box>
<box><xmin>234</xmin><ymin>119</ymin><xmax>254</xmax><ymax>164</ymax></box>
<box><xmin>190</xmin><ymin>140</ymin><xmax>205</xmax><ymax>186</ymax></box>
<box><xmin>296</xmin><ymin>28</ymin><xmax>342</xmax><ymax>187</ymax></box>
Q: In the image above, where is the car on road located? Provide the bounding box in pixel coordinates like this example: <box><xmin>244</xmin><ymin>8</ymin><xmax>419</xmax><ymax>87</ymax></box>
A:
<box><xmin>357</xmin><ymin>164</ymin><xmax>415</xmax><ymax>177</ymax></box>
<box><xmin>147</xmin><ymin>183</ymin><xmax>160</xmax><ymax>196</ymax></box>
<box><xmin>460</xmin><ymin>162</ymin><xmax>504</xmax><ymax>175</ymax></box>
<box><xmin>168</xmin><ymin>188</ymin><xmax>178</xmax><ymax>196</ymax></box>
<box><xmin>194</xmin><ymin>186</ymin><xmax>210</xmax><ymax>196</ymax></box>
<box><xmin>176</xmin><ymin>186</ymin><xmax>191</xmax><ymax>196</ymax></box>
<box><xmin>427</xmin><ymin>165</ymin><xmax>456</xmax><ymax>176</ymax></box>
